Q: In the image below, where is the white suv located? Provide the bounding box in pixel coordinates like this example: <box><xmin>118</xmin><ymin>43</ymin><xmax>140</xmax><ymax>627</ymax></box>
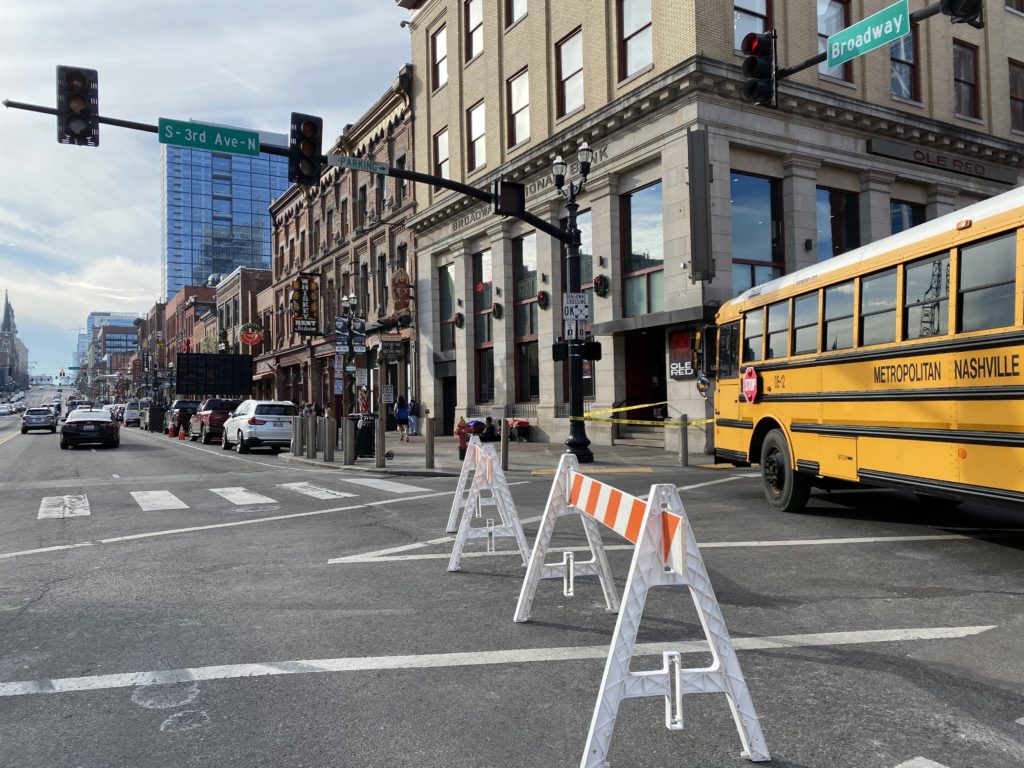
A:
<box><xmin>221</xmin><ymin>400</ymin><xmax>297</xmax><ymax>454</ymax></box>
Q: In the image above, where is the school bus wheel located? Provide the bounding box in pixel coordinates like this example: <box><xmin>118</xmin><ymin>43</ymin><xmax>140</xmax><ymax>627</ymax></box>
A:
<box><xmin>760</xmin><ymin>429</ymin><xmax>811</xmax><ymax>513</ymax></box>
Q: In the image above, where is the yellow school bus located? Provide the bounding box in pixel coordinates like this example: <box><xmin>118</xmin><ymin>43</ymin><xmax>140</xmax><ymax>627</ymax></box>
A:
<box><xmin>705</xmin><ymin>185</ymin><xmax>1024</xmax><ymax>512</ymax></box>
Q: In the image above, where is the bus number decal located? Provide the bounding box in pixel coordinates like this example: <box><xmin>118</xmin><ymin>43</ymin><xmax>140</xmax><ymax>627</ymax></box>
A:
<box><xmin>772</xmin><ymin>374</ymin><xmax>786</xmax><ymax>390</ymax></box>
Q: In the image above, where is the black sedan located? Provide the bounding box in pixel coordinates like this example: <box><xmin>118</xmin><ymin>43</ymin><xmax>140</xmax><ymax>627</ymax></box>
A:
<box><xmin>60</xmin><ymin>408</ymin><xmax>120</xmax><ymax>449</ymax></box>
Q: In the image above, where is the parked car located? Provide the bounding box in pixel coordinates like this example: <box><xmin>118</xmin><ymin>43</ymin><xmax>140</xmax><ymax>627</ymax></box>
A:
<box><xmin>22</xmin><ymin>407</ymin><xmax>57</xmax><ymax>433</ymax></box>
<box><xmin>122</xmin><ymin>401</ymin><xmax>142</xmax><ymax>427</ymax></box>
<box><xmin>188</xmin><ymin>398</ymin><xmax>242</xmax><ymax>444</ymax></box>
<box><xmin>0</xmin><ymin>404</ymin><xmax>15</xmax><ymax>416</ymax></box>
<box><xmin>221</xmin><ymin>400</ymin><xmax>297</xmax><ymax>453</ymax></box>
<box><xmin>166</xmin><ymin>399</ymin><xmax>202</xmax><ymax>433</ymax></box>
<box><xmin>60</xmin><ymin>408</ymin><xmax>120</xmax><ymax>449</ymax></box>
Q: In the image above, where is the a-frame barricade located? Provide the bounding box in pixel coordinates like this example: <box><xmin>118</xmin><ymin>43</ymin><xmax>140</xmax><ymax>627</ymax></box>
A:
<box><xmin>514</xmin><ymin>454</ymin><xmax>621</xmax><ymax>622</ymax></box>
<box><xmin>579</xmin><ymin>481</ymin><xmax>770</xmax><ymax>766</ymax></box>
<box><xmin>447</xmin><ymin>439</ymin><xmax>530</xmax><ymax>572</ymax></box>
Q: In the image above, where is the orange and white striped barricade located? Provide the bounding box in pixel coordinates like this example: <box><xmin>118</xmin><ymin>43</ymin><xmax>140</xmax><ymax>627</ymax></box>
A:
<box><xmin>446</xmin><ymin>436</ymin><xmax>483</xmax><ymax>533</ymax></box>
<box><xmin>447</xmin><ymin>439</ymin><xmax>530</xmax><ymax>572</ymax></box>
<box><xmin>580</xmin><ymin>482</ymin><xmax>770</xmax><ymax>766</ymax></box>
<box><xmin>513</xmin><ymin>454</ymin><xmax>621</xmax><ymax>622</ymax></box>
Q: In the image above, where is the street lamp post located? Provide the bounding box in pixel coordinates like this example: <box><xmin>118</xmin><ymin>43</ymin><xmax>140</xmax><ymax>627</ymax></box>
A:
<box><xmin>552</xmin><ymin>142</ymin><xmax>595</xmax><ymax>463</ymax></box>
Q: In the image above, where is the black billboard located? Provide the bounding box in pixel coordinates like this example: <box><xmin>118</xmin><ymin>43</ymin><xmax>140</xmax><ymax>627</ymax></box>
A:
<box><xmin>175</xmin><ymin>353</ymin><xmax>253</xmax><ymax>397</ymax></box>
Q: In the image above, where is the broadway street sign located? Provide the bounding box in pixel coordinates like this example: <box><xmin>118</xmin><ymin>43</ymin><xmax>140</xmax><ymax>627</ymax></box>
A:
<box><xmin>158</xmin><ymin>118</ymin><xmax>260</xmax><ymax>157</ymax></box>
<box><xmin>827</xmin><ymin>0</ymin><xmax>909</xmax><ymax>69</ymax></box>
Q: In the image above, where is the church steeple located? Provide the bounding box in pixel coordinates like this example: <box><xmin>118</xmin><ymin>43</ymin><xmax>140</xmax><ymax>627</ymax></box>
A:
<box><xmin>0</xmin><ymin>291</ymin><xmax>14</xmax><ymax>335</ymax></box>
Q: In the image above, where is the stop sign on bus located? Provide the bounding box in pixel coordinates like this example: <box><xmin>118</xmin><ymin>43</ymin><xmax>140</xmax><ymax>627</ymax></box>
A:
<box><xmin>742</xmin><ymin>367</ymin><xmax>759</xmax><ymax>403</ymax></box>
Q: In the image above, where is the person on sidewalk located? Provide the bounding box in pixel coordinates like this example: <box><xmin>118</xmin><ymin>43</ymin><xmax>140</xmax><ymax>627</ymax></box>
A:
<box><xmin>408</xmin><ymin>395</ymin><xmax>419</xmax><ymax>436</ymax></box>
<box><xmin>480</xmin><ymin>416</ymin><xmax>498</xmax><ymax>442</ymax></box>
<box><xmin>454</xmin><ymin>416</ymin><xmax>469</xmax><ymax>460</ymax></box>
<box><xmin>394</xmin><ymin>395</ymin><xmax>409</xmax><ymax>441</ymax></box>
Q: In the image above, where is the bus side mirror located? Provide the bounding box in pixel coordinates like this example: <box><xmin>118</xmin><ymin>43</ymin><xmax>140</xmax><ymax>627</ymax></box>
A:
<box><xmin>696</xmin><ymin>374</ymin><xmax>710</xmax><ymax>399</ymax></box>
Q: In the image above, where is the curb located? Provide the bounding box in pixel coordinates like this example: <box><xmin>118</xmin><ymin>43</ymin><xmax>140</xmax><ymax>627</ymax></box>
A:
<box><xmin>276</xmin><ymin>451</ymin><xmax>460</xmax><ymax>478</ymax></box>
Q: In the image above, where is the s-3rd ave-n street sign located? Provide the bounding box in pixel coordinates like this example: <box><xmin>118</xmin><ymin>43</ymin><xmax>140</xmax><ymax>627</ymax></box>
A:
<box><xmin>327</xmin><ymin>155</ymin><xmax>390</xmax><ymax>175</ymax></box>
<box><xmin>158</xmin><ymin>118</ymin><xmax>260</xmax><ymax>157</ymax></box>
<box><xmin>826</xmin><ymin>0</ymin><xmax>909</xmax><ymax>69</ymax></box>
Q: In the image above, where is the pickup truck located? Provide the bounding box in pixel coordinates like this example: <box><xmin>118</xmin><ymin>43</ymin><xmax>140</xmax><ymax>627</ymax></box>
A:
<box><xmin>166</xmin><ymin>399</ymin><xmax>201</xmax><ymax>435</ymax></box>
<box><xmin>188</xmin><ymin>398</ymin><xmax>242</xmax><ymax>444</ymax></box>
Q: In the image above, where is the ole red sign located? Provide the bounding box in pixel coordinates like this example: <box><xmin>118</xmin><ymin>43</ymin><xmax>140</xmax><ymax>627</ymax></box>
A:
<box><xmin>742</xmin><ymin>367</ymin><xmax>759</xmax><ymax>403</ymax></box>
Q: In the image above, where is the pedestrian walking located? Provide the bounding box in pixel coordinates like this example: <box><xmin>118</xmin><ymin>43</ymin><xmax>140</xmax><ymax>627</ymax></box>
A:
<box><xmin>454</xmin><ymin>416</ymin><xmax>470</xmax><ymax>460</ymax></box>
<box><xmin>394</xmin><ymin>395</ymin><xmax>409</xmax><ymax>441</ymax></box>
<box><xmin>408</xmin><ymin>395</ymin><xmax>419</xmax><ymax>436</ymax></box>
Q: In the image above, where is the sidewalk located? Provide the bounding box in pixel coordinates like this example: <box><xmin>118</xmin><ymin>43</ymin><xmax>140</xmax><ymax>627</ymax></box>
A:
<box><xmin>279</xmin><ymin>431</ymin><xmax>698</xmax><ymax>477</ymax></box>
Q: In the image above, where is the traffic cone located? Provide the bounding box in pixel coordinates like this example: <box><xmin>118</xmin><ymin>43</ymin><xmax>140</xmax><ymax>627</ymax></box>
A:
<box><xmin>168</xmin><ymin>423</ymin><xmax>175</xmax><ymax>437</ymax></box>
<box><xmin>178</xmin><ymin>426</ymin><xmax>186</xmax><ymax>440</ymax></box>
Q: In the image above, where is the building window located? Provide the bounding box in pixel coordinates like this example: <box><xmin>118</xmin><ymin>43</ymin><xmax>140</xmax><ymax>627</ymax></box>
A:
<box><xmin>1011</xmin><ymin>59</ymin><xmax>1024</xmax><ymax>132</ymax></box>
<box><xmin>792</xmin><ymin>293</ymin><xmax>819</xmax><ymax>355</ymax></box>
<box><xmin>395</xmin><ymin>156</ymin><xmax>407</xmax><ymax>201</ymax></box>
<box><xmin>439</xmin><ymin>264</ymin><xmax>456</xmax><ymax>351</ymax></box>
<box><xmin>734</xmin><ymin>0</ymin><xmax>768</xmax><ymax>50</ymax></box>
<box><xmin>465</xmin><ymin>0</ymin><xmax>483</xmax><ymax>61</ymax></box>
<box><xmin>473</xmin><ymin>249</ymin><xmax>494</xmax><ymax>402</ymax></box>
<box><xmin>618</xmin><ymin>0</ymin><xmax>652</xmax><ymax>80</ymax></box>
<box><xmin>904</xmin><ymin>252</ymin><xmax>949</xmax><ymax>339</ymax></box>
<box><xmin>507</xmin><ymin>69</ymin><xmax>529</xmax><ymax>147</ymax></box>
<box><xmin>432</xmin><ymin>26</ymin><xmax>448</xmax><ymax>90</ymax></box>
<box><xmin>891</xmin><ymin>200</ymin><xmax>926</xmax><ymax>234</ymax></box>
<box><xmin>823</xmin><ymin>280</ymin><xmax>854</xmax><ymax>351</ymax></box>
<box><xmin>954</xmin><ymin>40</ymin><xmax>980</xmax><ymax>118</ymax></box>
<box><xmin>765</xmin><ymin>300</ymin><xmax>789</xmax><ymax>359</ymax></box>
<box><xmin>958</xmin><ymin>232</ymin><xmax>1016</xmax><ymax>333</ymax></box>
<box><xmin>377</xmin><ymin>253</ymin><xmax>388</xmax><ymax>313</ymax></box>
<box><xmin>1010</xmin><ymin>0</ymin><xmax>1024</xmax><ymax>10</ymax></box>
<box><xmin>506</xmin><ymin>0</ymin><xmax>527</xmax><ymax>26</ymax></box>
<box><xmin>890</xmin><ymin>31</ymin><xmax>918</xmax><ymax>100</ymax></box>
<box><xmin>467</xmin><ymin>101</ymin><xmax>486</xmax><ymax>172</ymax></box>
<box><xmin>557</xmin><ymin>29</ymin><xmax>584</xmax><ymax>117</ymax></box>
<box><xmin>818</xmin><ymin>0</ymin><xmax>851</xmax><ymax>81</ymax></box>
<box><xmin>621</xmin><ymin>181</ymin><xmax>663</xmax><ymax>317</ymax></box>
<box><xmin>513</xmin><ymin>233</ymin><xmax>539</xmax><ymax>401</ymax></box>
<box><xmin>434</xmin><ymin>128</ymin><xmax>449</xmax><ymax>183</ymax></box>
<box><xmin>860</xmin><ymin>268</ymin><xmax>897</xmax><ymax>346</ymax></box>
<box><xmin>730</xmin><ymin>172</ymin><xmax>783</xmax><ymax>296</ymax></box>
<box><xmin>743</xmin><ymin>309</ymin><xmax>764</xmax><ymax>362</ymax></box>
<box><xmin>357</xmin><ymin>186</ymin><xmax>367</xmax><ymax>229</ymax></box>
<box><xmin>816</xmin><ymin>187</ymin><xmax>860</xmax><ymax>261</ymax></box>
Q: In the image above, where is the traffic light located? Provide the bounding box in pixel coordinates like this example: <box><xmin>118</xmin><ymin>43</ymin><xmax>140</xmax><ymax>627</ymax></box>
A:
<box><xmin>940</xmin><ymin>0</ymin><xmax>983</xmax><ymax>25</ymax></box>
<box><xmin>492</xmin><ymin>179</ymin><xmax>525</xmax><ymax>217</ymax></box>
<box><xmin>56</xmin><ymin>66</ymin><xmax>99</xmax><ymax>146</ymax></box>
<box><xmin>740</xmin><ymin>31</ymin><xmax>777</xmax><ymax>108</ymax></box>
<box><xmin>289</xmin><ymin>113</ymin><xmax>323</xmax><ymax>185</ymax></box>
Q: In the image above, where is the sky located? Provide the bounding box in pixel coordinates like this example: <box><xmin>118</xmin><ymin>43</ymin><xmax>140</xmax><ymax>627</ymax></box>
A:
<box><xmin>0</xmin><ymin>0</ymin><xmax>412</xmax><ymax>377</ymax></box>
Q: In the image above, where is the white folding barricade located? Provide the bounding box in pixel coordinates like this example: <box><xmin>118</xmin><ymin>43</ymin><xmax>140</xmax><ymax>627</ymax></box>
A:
<box><xmin>447</xmin><ymin>439</ymin><xmax>530</xmax><ymax>572</ymax></box>
<box><xmin>580</xmin><ymin>482</ymin><xmax>770</xmax><ymax>766</ymax></box>
<box><xmin>514</xmin><ymin>454</ymin><xmax>621</xmax><ymax>621</ymax></box>
<box><xmin>446</xmin><ymin>436</ymin><xmax>484</xmax><ymax>533</ymax></box>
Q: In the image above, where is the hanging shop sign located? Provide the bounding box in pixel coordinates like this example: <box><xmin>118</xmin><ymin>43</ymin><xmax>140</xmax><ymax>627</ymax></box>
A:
<box><xmin>669</xmin><ymin>330</ymin><xmax>696</xmax><ymax>379</ymax></box>
<box><xmin>239</xmin><ymin>323</ymin><xmax>264</xmax><ymax>347</ymax></box>
<box><xmin>290</xmin><ymin>273</ymin><xmax>320</xmax><ymax>335</ymax></box>
<box><xmin>380</xmin><ymin>335</ymin><xmax>404</xmax><ymax>362</ymax></box>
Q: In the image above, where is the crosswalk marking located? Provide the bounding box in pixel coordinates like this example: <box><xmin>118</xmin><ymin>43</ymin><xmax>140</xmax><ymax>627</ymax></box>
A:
<box><xmin>340</xmin><ymin>478</ymin><xmax>430</xmax><ymax>494</ymax></box>
<box><xmin>38</xmin><ymin>495</ymin><xmax>90</xmax><ymax>519</ymax></box>
<box><xmin>894</xmin><ymin>759</ymin><xmax>950</xmax><ymax>768</ymax></box>
<box><xmin>131</xmin><ymin>491</ymin><xmax>189</xmax><ymax>511</ymax></box>
<box><xmin>210</xmin><ymin>487</ymin><xmax>277</xmax><ymax>506</ymax></box>
<box><xmin>277</xmin><ymin>482</ymin><xmax>356</xmax><ymax>500</ymax></box>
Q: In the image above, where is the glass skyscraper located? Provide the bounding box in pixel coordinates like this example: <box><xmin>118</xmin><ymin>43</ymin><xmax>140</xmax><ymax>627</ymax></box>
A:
<box><xmin>161</xmin><ymin>131</ymin><xmax>289</xmax><ymax>300</ymax></box>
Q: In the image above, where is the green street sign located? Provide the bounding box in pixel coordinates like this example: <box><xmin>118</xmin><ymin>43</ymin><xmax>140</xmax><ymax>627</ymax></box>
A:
<box><xmin>158</xmin><ymin>118</ymin><xmax>260</xmax><ymax>157</ymax></box>
<box><xmin>327</xmin><ymin>154</ymin><xmax>389</xmax><ymax>175</ymax></box>
<box><xmin>827</xmin><ymin>0</ymin><xmax>909</xmax><ymax>69</ymax></box>
<box><xmin>67</xmin><ymin>366</ymin><xmax>80</xmax><ymax>370</ymax></box>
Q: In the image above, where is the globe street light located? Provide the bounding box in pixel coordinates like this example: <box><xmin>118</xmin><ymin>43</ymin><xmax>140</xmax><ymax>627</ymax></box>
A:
<box><xmin>552</xmin><ymin>141</ymin><xmax>595</xmax><ymax>463</ymax></box>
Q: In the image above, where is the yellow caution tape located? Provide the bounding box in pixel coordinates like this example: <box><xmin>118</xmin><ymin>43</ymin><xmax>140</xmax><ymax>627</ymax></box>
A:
<box><xmin>571</xmin><ymin>415</ymin><xmax>714</xmax><ymax>427</ymax></box>
<box><xmin>584</xmin><ymin>400</ymin><xmax>669</xmax><ymax>417</ymax></box>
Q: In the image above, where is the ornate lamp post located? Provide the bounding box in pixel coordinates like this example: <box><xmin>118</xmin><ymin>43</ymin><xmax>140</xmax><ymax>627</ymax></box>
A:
<box><xmin>552</xmin><ymin>141</ymin><xmax>595</xmax><ymax>463</ymax></box>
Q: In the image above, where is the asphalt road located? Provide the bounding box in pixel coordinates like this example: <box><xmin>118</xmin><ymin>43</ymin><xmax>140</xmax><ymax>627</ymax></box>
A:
<box><xmin>0</xmin><ymin>386</ymin><xmax>1022</xmax><ymax>767</ymax></box>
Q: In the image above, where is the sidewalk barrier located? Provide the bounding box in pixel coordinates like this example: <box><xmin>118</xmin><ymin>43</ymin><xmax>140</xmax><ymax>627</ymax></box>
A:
<box><xmin>514</xmin><ymin>454</ymin><xmax>621</xmax><ymax>621</ymax></box>
<box><xmin>292</xmin><ymin>416</ymin><xmax>305</xmax><ymax>456</ymax></box>
<box><xmin>445</xmin><ymin>435</ymin><xmax>484</xmax><ymax>533</ymax></box>
<box><xmin>447</xmin><ymin>438</ymin><xmax>530</xmax><ymax>572</ymax></box>
<box><xmin>519</xmin><ymin>455</ymin><xmax>770</xmax><ymax>766</ymax></box>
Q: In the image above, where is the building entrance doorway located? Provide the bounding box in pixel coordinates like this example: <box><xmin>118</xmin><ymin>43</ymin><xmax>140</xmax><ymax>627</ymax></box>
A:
<box><xmin>441</xmin><ymin>376</ymin><xmax>457</xmax><ymax>436</ymax></box>
<box><xmin>622</xmin><ymin>329</ymin><xmax>667</xmax><ymax>422</ymax></box>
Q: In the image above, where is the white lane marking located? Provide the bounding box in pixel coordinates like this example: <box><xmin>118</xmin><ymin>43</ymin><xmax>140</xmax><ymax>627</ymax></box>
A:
<box><xmin>340</xmin><ymin>477</ymin><xmax>430</xmax><ymax>494</ymax></box>
<box><xmin>37</xmin><ymin>495</ymin><xmax>90</xmax><ymax>519</ymax></box>
<box><xmin>894</xmin><ymin>759</ymin><xmax>951</xmax><ymax>768</ymax></box>
<box><xmin>0</xmin><ymin>625</ymin><xmax>994</xmax><ymax>698</ymax></box>
<box><xmin>111</xmin><ymin>474</ymin><xmax>120</xmax><ymax>479</ymax></box>
<box><xmin>277</xmin><ymin>482</ymin><xmax>356</xmax><ymax>500</ymax></box>
<box><xmin>0</xmin><ymin>489</ymin><xmax>460</xmax><ymax>562</ymax></box>
<box><xmin>679</xmin><ymin>475</ymin><xmax>753</xmax><ymax>491</ymax></box>
<box><xmin>1016</xmin><ymin>717</ymin><xmax>1024</xmax><ymax>726</ymax></box>
<box><xmin>130</xmin><ymin>491</ymin><xmax>189</xmax><ymax>512</ymax></box>
<box><xmin>210</xmin><ymin>487</ymin><xmax>277</xmax><ymax>506</ymax></box>
<box><xmin>329</xmin><ymin>533</ymin><xmax>971</xmax><ymax>564</ymax></box>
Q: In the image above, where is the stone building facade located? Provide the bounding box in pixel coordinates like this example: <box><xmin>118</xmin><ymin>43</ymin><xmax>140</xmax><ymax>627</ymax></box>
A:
<box><xmin>398</xmin><ymin>0</ymin><xmax>1024</xmax><ymax>448</ymax></box>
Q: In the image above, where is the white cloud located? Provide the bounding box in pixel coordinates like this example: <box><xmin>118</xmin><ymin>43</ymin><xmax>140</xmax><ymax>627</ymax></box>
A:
<box><xmin>0</xmin><ymin>0</ymin><xmax>410</xmax><ymax>373</ymax></box>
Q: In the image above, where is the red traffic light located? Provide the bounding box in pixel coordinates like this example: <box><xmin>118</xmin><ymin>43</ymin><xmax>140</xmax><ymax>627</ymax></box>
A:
<box><xmin>57</xmin><ymin>65</ymin><xmax>99</xmax><ymax>146</ymax></box>
<box><xmin>740</xmin><ymin>32</ymin><xmax>772</xmax><ymax>57</ymax></box>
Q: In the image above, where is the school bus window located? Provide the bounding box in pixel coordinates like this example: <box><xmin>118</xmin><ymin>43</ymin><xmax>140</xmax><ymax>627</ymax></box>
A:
<box><xmin>766</xmin><ymin>301</ymin><xmax>789</xmax><ymax>359</ymax></box>
<box><xmin>860</xmin><ymin>268</ymin><xmax>897</xmax><ymax>346</ymax></box>
<box><xmin>792</xmin><ymin>293</ymin><xmax>819</xmax><ymax>354</ymax></box>
<box><xmin>718</xmin><ymin>322</ymin><xmax>739</xmax><ymax>377</ymax></box>
<box><xmin>743</xmin><ymin>309</ymin><xmax>764</xmax><ymax>362</ymax></box>
<box><xmin>823</xmin><ymin>281</ymin><xmax>854</xmax><ymax>351</ymax></box>
<box><xmin>904</xmin><ymin>252</ymin><xmax>949</xmax><ymax>339</ymax></box>
<box><xmin>957</xmin><ymin>231</ymin><xmax>1017</xmax><ymax>333</ymax></box>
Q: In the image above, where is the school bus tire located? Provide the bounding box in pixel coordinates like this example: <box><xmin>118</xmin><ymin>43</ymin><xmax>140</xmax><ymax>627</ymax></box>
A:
<box><xmin>760</xmin><ymin>429</ymin><xmax>811</xmax><ymax>513</ymax></box>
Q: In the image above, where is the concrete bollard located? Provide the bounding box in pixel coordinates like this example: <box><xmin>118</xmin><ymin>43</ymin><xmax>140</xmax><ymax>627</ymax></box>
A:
<box><xmin>375</xmin><ymin>412</ymin><xmax>386</xmax><ymax>469</ymax></box>
<box><xmin>424</xmin><ymin>416</ymin><xmax>435</xmax><ymax>469</ymax></box>
<box><xmin>292</xmin><ymin>415</ymin><xmax>304</xmax><ymax>456</ymax></box>
<box><xmin>679</xmin><ymin>413</ymin><xmax>689</xmax><ymax>467</ymax></box>
<box><xmin>343</xmin><ymin>416</ymin><xmax>355</xmax><ymax>465</ymax></box>
<box><xmin>322</xmin><ymin>417</ymin><xmax>335</xmax><ymax>462</ymax></box>
<box><xmin>500</xmin><ymin>418</ymin><xmax>509</xmax><ymax>471</ymax></box>
<box><xmin>305</xmin><ymin>416</ymin><xmax>317</xmax><ymax>459</ymax></box>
